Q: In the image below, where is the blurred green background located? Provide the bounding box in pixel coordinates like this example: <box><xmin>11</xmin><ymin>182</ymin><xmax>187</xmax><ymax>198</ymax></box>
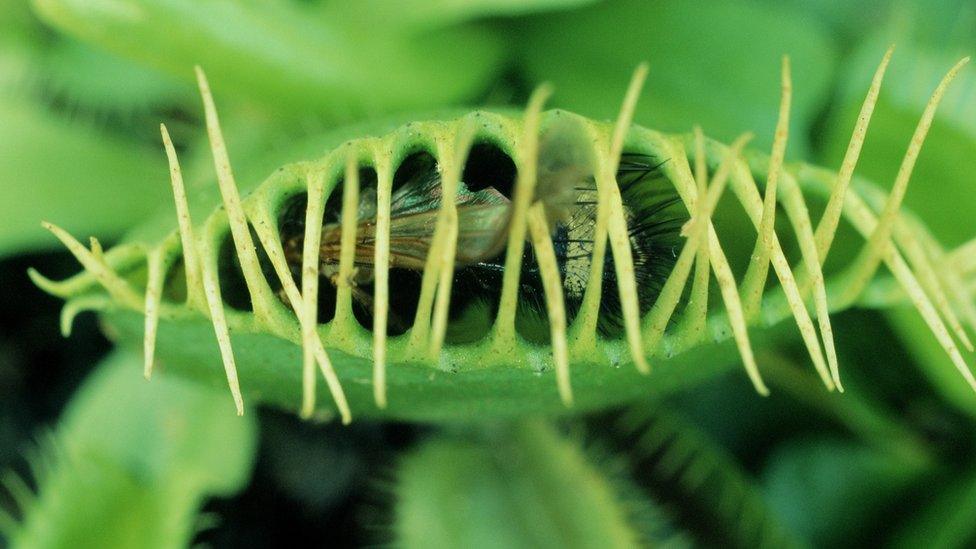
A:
<box><xmin>2</xmin><ymin>0</ymin><xmax>976</xmax><ymax>547</ymax></box>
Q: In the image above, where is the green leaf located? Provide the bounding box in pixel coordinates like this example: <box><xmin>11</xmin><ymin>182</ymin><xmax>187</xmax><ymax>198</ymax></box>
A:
<box><xmin>394</xmin><ymin>422</ymin><xmax>682</xmax><ymax>548</ymax></box>
<box><xmin>36</xmin><ymin>37</ymin><xmax>192</xmax><ymax>117</ymax></box>
<box><xmin>516</xmin><ymin>0</ymin><xmax>838</xmax><ymax>155</ymax></box>
<box><xmin>5</xmin><ymin>350</ymin><xmax>258</xmax><ymax>548</ymax></box>
<box><xmin>31</xmin><ymin>0</ymin><xmax>506</xmax><ymax>121</ymax></box>
<box><xmin>762</xmin><ymin>438</ymin><xmax>922</xmax><ymax>547</ymax></box>
<box><xmin>320</xmin><ymin>0</ymin><xmax>600</xmax><ymax>33</ymax></box>
<box><xmin>617</xmin><ymin>404</ymin><xmax>808</xmax><ymax>548</ymax></box>
<box><xmin>892</xmin><ymin>469</ymin><xmax>976</xmax><ymax>549</ymax></box>
<box><xmin>765</xmin><ymin>0</ymin><xmax>895</xmax><ymax>48</ymax></box>
<box><xmin>0</xmin><ymin>94</ymin><xmax>171</xmax><ymax>257</ymax></box>
<box><xmin>887</xmin><ymin>308</ymin><xmax>976</xmax><ymax>418</ymax></box>
<box><xmin>0</xmin><ymin>0</ymin><xmax>38</xmax><ymax>45</ymax></box>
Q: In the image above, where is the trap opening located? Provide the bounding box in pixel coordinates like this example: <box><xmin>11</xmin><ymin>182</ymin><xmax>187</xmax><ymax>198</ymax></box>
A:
<box><xmin>162</xmin><ymin>258</ymin><xmax>187</xmax><ymax>304</ymax></box>
<box><xmin>443</xmin><ymin>141</ymin><xmax>518</xmax><ymax>343</ymax></box>
<box><xmin>462</xmin><ymin>141</ymin><xmax>517</xmax><ymax>199</ymax></box>
<box><xmin>259</xmin><ymin>146</ymin><xmax>690</xmax><ymax>346</ymax></box>
<box><xmin>218</xmin><ymin>225</ymin><xmax>277</xmax><ymax>312</ymax></box>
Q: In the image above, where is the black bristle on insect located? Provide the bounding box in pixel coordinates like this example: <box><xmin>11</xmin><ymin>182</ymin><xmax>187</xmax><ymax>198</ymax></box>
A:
<box><xmin>452</xmin><ymin>152</ymin><xmax>687</xmax><ymax>338</ymax></box>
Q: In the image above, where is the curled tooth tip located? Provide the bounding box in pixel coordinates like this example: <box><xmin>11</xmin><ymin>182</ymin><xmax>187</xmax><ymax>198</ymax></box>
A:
<box><xmin>27</xmin><ymin>268</ymin><xmax>57</xmax><ymax>293</ymax></box>
<box><xmin>89</xmin><ymin>237</ymin><xmax>103</xmax><ymax>258</ymax></box>
<box><xmin>59</xmin><ymin>305</ymin><xmax>76</xmax><ymax>338</ymax></box>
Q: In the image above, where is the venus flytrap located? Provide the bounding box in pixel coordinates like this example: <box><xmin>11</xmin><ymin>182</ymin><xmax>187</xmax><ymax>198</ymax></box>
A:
<box><xmin>394</xmin><ymin>421</ymin><xmax>671</xmax><ymax>548</ymax></box>
<box><xmin>29</xmin><ymin>51</ymin><xmax>976</xmax><ymax>424</ymax></box>
<box><xmin>0</xmin><ymin>351</ymin><xmax>257</xmax><ymax>548</ymax></box>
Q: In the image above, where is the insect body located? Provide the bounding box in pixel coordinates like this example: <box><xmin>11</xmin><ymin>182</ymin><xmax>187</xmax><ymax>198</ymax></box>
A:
<box><xmin>31</xmin><ymin>52</ymin><xmax>976</xmax><ymax>423</ymax></box>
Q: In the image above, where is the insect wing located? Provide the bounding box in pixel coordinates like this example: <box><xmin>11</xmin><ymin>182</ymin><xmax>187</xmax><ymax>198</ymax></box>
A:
<box><xmin>384</xmin><ymin>185</ymin><xmax>511</xmax><ymax>268</ymax></box>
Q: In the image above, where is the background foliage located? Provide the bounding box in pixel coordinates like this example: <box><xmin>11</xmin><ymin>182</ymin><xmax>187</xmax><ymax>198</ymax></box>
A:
<box><xmin>2</xmin><ymin>0</ymin><xmax>976</xmax><ymax>547</ymax></box>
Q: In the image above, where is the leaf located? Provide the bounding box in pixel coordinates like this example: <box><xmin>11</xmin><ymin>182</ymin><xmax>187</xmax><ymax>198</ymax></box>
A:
<box><xmin>762</xmin><ymin>438</ymin><xmax>922</xmax><ymax>547</ymax></box>
<box><xmin>515</xmin><ymin>0</ymin><xmax>838</xmax><ymax>155</ymax></box>
<box><xmin>31</xmin><ymin>0</ymin><xmax>506</xmax><ymax>122</ymax></box>
<box><xmin>766</xmin><ymin>0</ymin><xmax>895</xmax><ymax>49</ymax></box>
<box><xmin>4</xmin><ymin>350</ymin><xmax>258</xmax><ymax>548</ymax></box>
<box><xmin>616</xmin><ymin>404</ymin><xmax>808</xmax><ymax>548</ymax></box>
<box><xmin>0</xmin><ymin>0</ymin><xmax>38</xmax><ymax>45</ymax></box>
<box><xmin>0</xmin><ymin>93</ymin><xmax>171</xmax><ymax>257</ymax></box>
<box><xmin>892</xmin><ymin>469</ymin><xmax>976</xmax><ymax>549</ymax></box>
<box><xmin>393</xmin><ymin>422</ymin><xmax>685</xmax><ymax>548</ymax></box>
<box><xmin>319</xmin><ymin>0</ymin><xmax>601</xmax><ymax>33</ymax></box>
<box><xmin>36</xmin><ymin>37</ymin><xmax>192</xmax><ymax>117</ymax></box>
